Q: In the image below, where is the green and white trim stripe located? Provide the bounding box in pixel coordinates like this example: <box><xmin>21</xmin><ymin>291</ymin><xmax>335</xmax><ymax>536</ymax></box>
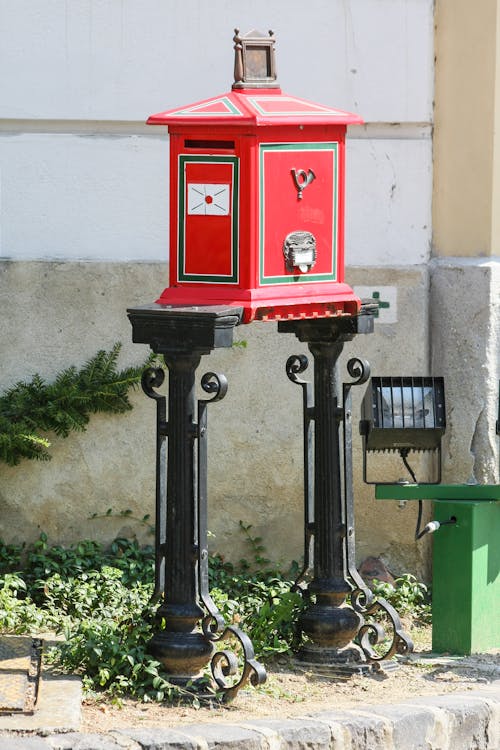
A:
<box><xmin>171</xmin><ymin>97</ymin><xmax>243</xmax><ymax>117</ymax></box>
<box><xmin>259</xmin><ymin>142</ymin><xmax>338</xmax><ymax>286</ymax></box>
<box><xmin>178</xmin><ymin>154</ymin><xmax>239</xmax><ymax>284</ymax></box>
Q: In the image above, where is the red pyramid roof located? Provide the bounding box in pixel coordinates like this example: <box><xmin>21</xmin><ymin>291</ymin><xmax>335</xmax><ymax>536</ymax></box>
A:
<box><xmin>147</xmin><ymin>88</ymin><xmax>363</xmax><ymax>128</ymax></box>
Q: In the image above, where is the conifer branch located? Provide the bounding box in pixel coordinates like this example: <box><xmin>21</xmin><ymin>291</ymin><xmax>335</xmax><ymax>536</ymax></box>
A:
<box><xmin>0</xmin><ymin>344</ymin><xmax>153</xmax><ymax>466</ymax></box>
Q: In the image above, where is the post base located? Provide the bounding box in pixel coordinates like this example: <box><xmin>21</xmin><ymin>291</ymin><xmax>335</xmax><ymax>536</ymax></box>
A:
<box><xmin>295</xmin><ymin>643</ymin><xmax>373</xmax><ymax>678</ymax></box>
<box><xmin>148</xmin><ymin>630</ymin><xmax>215</xmax><ymax>680</ymax></box>
<box><xmin>299</xmin><ymin>597</ymin><xmax>362</xmax><ymax>650</ymax></box>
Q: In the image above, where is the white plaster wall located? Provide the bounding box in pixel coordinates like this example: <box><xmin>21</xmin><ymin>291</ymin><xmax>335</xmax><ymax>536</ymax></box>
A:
<box><xmin>0</xmin><ymin>130</ymin><xmax>432</xmax><ymax>264</ymax></box>
<box><xmin>0</xmin><ymin>132</ymin><xmax>168</xmax><ymax>261</ymax></box>
<box><xmin>0</xmin><ymin>0</ymin><xmax>433</xmax><ymax>123</ymax></box>
<box><xmin>347</xmin><ymin>130</ymin><xmax>432</xmax><ymax>266</ymax></box>
<box><xmin>0</xmin><ymin>0</ymin><xmax>434</xmax><ymax>267</ymax></box>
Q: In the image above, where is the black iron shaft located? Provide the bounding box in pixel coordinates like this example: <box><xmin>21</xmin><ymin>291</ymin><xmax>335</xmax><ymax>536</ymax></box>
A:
<box><xmin>148</xmin><ymin>350</ymin><xmax>214</xmax><ymax>678</ymax></box>
<box><xmin>309</xmin><ymin>341</ymin><xmax>349</xmax><ymax>592</ymax></box>
<box><xmin>298</xmin><ymin>338</ymin><xmax>361</xmax><ymax>653</ymax></box>
<box><xmin>278</xmin><ymin>316</ymin><xmax>374</xmax><ymax>661</ymax></box>
<box><xmin>162</xmin><ymin>351</ymin><xmax>204</xmax><ymax>624</ymax></box>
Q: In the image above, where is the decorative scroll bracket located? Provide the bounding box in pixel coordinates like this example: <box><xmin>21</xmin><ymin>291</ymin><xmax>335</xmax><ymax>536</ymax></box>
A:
<box><xmin>286</xmin><ymin>354</ymin><xmax>314</xmax><ymax>592</ymax></box>
<box><xmin>343</xmin><ymin>358</ymin><xmax>414</xmax><ymax>664</ymax></box>
<box><xmin>197</xmin><ymin>372</ymin><xmax>267</xmax><ymax>701</ymax></box>
<box><xmin>141</xmin><ymin>367</ymin><xmax>168</xmax><ymax>598</ymax></box>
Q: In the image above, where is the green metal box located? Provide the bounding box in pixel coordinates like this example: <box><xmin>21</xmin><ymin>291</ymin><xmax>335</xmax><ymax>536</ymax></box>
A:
<box><xmin>375</xmin><ymin>484</ymin><xmax>500</xmax><ymax>655</ymax></box>
<box><xmin>432</xmin><ymin>498</ymin><xmax>499</xmax><ymax>654</ymax></box>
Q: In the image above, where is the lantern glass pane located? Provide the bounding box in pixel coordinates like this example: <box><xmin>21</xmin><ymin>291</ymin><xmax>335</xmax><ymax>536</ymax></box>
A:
<box><xmin>378</xmin><ymin>385</ymin><xmax>436</xmax><ymax>429</ymax></box>
<box><xmin>245</xmin><ymin>46</ymin><xmax>271</xmax><ymax>79</ymax></box>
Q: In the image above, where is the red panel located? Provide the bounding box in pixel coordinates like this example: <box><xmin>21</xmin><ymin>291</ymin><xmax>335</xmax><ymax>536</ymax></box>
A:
<box><xmin>261</xmin><ymin>146</ymin><xmax>336</xmax><ymax>280</ymax></box>
<box><xmin>249</xmin><ymin>97</ymin><xmax>336</xmax><ymax>114</ymax></box>
<box><xmin>183</xmin><ymin>162</ymin><xmax>234</xmax><ymax>277</ymax></box>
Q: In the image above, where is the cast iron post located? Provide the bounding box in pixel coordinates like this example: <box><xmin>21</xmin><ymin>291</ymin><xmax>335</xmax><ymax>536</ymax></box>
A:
<box><xmin>279</xmin><ymin>312</ymin><xmax>413</xmax><ymax>671</ymax></box>
<box><xmin>300</xmin><ymin>337</ymin><xmax>361</xmax><ymax>658</ymax></box>
<box><xmin>128</xmin><ymin>304</ymin><xmax>266</xmax><ymax>698</ymax></box>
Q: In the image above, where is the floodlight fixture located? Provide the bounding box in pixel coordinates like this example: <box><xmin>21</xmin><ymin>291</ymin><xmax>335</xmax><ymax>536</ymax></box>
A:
<box><xmin>360</xmin><ymin>376</ymin><xmax>446</xmax><ymax>484</ymax></box>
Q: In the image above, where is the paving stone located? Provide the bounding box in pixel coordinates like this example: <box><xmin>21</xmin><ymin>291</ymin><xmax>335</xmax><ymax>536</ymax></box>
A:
<box><xmin>234</xmin><ymin>722</ymin><xmax>284</xmax><ymax>749</ymax></box>
<box><xmin>348</xmin><ymin>704</ymin><xmax>441</xmax><ymax>750</ymax></box>
<box><xmin>45</xmin><ymin>732</ymin><xmax>126</xmax><ymax>750</ymax></box>
<box><xmin>309</xmin><ymin>710</ymin><xmax>390</xmax><ymax>750</ymax></box>
<box><xmin>0</xmin><ymin>642</ymin><xmax>81</xmax><ymax>734</ymax></box>
<box><xmin>177</xmin><ymin>723</ymin><xmax>264</xmax><ymax>749</ymax></box>
<box><xmin>115</xmin><ymin>728</ymin><xmax>201</xmax><ymax>750</ymax></box>
<box><xmin>0</xmin><ymin>736</ymin><xmax>52</xmax><ymax>750</ymax></box>
<box><xmin>245</xmin><ymin>717</ymin><xmax>336</xmax><ymax>748</ymax></box>
<box><xmin>1</xmin><ymin>681</ymin><xmax>499</xmax><ymax>750</ymax></box>
<box><xmin>469</xmin><ymin>684</ymin><xmax>500</xmax><ymax>748</ymax></box>
<box><xmin>107</xmin><ymin>732</ymin><xmax>143</xmax><ymax>750</ymax></box>
<box><xmin>408</xmin><ymin>694</ymin><xmax>499</xmax><ymax>750</ymax></box>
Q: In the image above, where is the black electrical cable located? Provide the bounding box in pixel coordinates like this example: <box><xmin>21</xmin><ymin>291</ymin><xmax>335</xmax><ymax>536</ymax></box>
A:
<box><xmin>416</xmin><ymin>516</ymin><xmax>457</xmax><ymax>539</ymax></box>
<box><xmin>397</xmin><ymin>449</ymin><xmax>456</xmax><ymax>540</ymax></box>
<box><xmin>415</xmin><ymin>500</ymin><xmax>424</xmax><ymax>540</ymax></box>
<box><xmin>400</xmin><ymin>449</ymin><xmax>417</xmax><ymax>484</ymax></box>
<box><xmin>398</xmin><ymin>449</ymin><xmax>423</xmax><ymax>540</ymax></box>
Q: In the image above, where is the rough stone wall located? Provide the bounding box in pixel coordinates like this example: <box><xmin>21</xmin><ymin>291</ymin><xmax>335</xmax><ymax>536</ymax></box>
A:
<box><xmin>0</xmin><ymin>261</ymin><xmax>432</xmax><ymax>579</ymax></box>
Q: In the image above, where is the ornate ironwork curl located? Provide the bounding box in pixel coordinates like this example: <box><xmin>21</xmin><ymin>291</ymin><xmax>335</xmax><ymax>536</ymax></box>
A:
<box><xmin>195</xmin><ymin>368</ymin><xmax>266</xmax><ymax>700</ymax></box>
<box><xmin>346</xmin><ymin>516</ymin><xmax>413</xmax><ymax>663</ymax></box>
<box><xmin>197</xmin><ymin>371</ymin><xmax>229</xmax><ymax>638</ymax></box>
<box><xmin>201</xmin><ymin>608</ymin><xmax>226</xmax><ymax>638</ymax></box>
<box><xmin>286</xmin><ymin>354</ymin><xmax>310</xmax><ymax>384</ymax></box>
<box><xmin>141</xmin><ymin>366</ymin><xmax>165</xmax><ymax>399</ymax></box>
<box><xmin>200</xmin><ymin>371</ymin><xmax>228</xmax><ymax>402</ymax></box>
<box><xmin>350</xmin><ymin>582</ymin><xmax>375</xmax><ymax>610</ymax></box>
<box><xmin>350</xmin><ymin>585</ymin><xmax>414</xmax><ymax>662</ymax></box>
<box><xmin>345</xmin><ymin>357</ymin><xmax>371</xmax><ymax>387</ymax></box>
<box><xmin>202</xmin><ymin>619</ymin><xmax>267</xmax><ymax>703</ymax></box>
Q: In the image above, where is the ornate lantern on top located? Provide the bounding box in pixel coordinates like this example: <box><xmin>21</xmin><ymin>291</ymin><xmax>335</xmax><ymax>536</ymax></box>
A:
<box><xmin>147</xmin><ymin>29</ymin><xmax>363</xmax><ymax>323</ymax></box>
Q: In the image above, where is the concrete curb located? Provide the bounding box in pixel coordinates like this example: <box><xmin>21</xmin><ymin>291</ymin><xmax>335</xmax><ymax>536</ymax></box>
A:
<box><xmin>1</xmin><ymin>680</ymin><xmax>499</xmax><ymax>749</ymax></box>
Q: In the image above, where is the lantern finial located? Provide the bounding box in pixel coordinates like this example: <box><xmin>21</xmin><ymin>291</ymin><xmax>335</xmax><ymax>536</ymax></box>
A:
<box><xmin>232</xmin><ymin>28</ymin><xmax>279</xmax><ymax>89</ymax></box>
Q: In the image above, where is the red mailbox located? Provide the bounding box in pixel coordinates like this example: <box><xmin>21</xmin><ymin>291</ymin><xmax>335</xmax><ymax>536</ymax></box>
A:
<box><xmin>148</xmin><ymin>30</ymin><xmax>363</xmax><ymax>323</ymax></box>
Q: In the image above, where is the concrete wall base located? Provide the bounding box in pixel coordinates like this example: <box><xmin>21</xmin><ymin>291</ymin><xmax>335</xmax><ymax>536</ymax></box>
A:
<box><xmin>430</xmin><ymin>257</ymin><xmax>500</xmax><ymax>484</ymax></box>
